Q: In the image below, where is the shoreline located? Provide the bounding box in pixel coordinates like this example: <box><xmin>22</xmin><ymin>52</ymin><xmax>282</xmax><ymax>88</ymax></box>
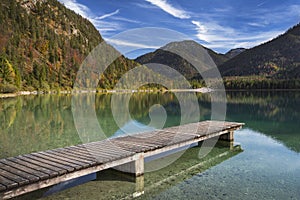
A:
<box><xmin>1</xmin><ymin>88</ymin><xmax>299</xmax><ymax>99</ymax></box>
<box><xmin>0</xmin><ymin>88</ymin><xmax>206</xmax><ymax>98</ymax></box>
<box><xmin>0</xmin><ymin>90</ymin><xmax>73</xmax><ymax>99</ymax></box>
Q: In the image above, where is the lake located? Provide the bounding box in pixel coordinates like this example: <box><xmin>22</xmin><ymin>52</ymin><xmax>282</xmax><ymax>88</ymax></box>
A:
<box><xmin>0</xmin><ymin>91</ymin><xmax>299</xmax><ymax>199</ymax></box>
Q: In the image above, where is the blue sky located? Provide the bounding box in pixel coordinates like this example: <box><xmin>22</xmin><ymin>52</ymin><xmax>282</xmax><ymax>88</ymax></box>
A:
<box><xmin>58</xmin><ymin>0</ymin><xmax>300</xmax><ymax>56</ymax></box>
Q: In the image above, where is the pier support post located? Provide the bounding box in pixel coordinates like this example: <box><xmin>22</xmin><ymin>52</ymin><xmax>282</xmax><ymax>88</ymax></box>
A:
<box><xmin>113</xmin><ymin>153</ymin><xmax>144</xmax><ymax>176</ymax></box>
<box><xmin>133</xmin><ymin>176</ymin><xmax>144</xmax><ymax>197</ymax></box>
<box><xmin>219</xmin><ymin>131</ymin><xmax>234</xmax><ymax>142</ymax></box>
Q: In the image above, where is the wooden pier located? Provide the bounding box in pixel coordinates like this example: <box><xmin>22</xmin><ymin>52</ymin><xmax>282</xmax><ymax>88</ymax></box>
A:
<box><xmin>0</xmin><ymin>121</ymin><xmax>243</xmax><ymax>199</ymax></box>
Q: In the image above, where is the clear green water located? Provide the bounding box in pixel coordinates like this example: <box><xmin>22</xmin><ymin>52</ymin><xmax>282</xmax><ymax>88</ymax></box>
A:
<box><xmin>0</xmin><ymin>91</ymin><xmax>299</xmax><ymax>199</ymax></box>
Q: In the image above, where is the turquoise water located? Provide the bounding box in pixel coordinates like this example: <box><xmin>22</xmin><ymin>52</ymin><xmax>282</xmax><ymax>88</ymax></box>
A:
<box><xmin>0</xmin><ymin>91</ymin><xmax>299</xmax><ymax>199</ymax></box>
<box><xmin>150</xmin><ymin>129</ymin><xmax>300</xmax><ymax>200</ymax></box>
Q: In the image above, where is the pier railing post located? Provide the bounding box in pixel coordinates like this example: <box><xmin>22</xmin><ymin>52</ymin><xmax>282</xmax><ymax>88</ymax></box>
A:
<box><xmin>113</xmin><ymin>153</ymin><xmax>144</xmax><ymax>176</ymax></box>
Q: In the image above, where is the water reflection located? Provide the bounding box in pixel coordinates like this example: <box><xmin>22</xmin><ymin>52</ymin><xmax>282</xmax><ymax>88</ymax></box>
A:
<box><xmin>0</xmin><ymin>91</ymin><xmax>299</xmax><ymax>199</ymax></box>
<box><xmin>225</xmin><ymin>91</ymin><xmax>300</xmax><ymax>152</ymax></box>
<box><xmin>149</xmin><ymin>129</ymin><xmax>300</xmax><ymax>200</ymax></box>
<box><xmin>0</xmin><ymin>91</ymin><xmax>299</xmax><ymax>158</ymax></box>
<box><xmin>0</xmin><ymin>95</ymin><xmax>79</xmax><ymax>159</ymax></box>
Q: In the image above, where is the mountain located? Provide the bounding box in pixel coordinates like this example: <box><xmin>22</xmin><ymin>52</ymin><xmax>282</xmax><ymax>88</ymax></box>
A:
<box><xmin>220</xmin><ymin>23</ymin><xmax>300</xmax><ymax>79</ymax></box>
<box><xmin>136</xmin><ymin>23</ymin><xmax>300</xmax><ymax>85</ymax></box>
<box><xmin>135</xmin><ymin>40</ymin><xmax>229</xmax><ymax>80</ymax></box>
<box><xmin>0</xmin><ymin>0</ymin><xmax>136</xmax><ymax>92</ymax></box>
<box><xmin>225</xmin><ymin>48</ymin><xmax>246</xmax><ymax>59</ymax></box>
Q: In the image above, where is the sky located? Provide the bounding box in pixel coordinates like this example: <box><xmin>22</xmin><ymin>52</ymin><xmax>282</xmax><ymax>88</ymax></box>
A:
<box><xmin>58</xmin><ymin>0</ymin><xmax>300</xmax><ymax>57</ymax></box>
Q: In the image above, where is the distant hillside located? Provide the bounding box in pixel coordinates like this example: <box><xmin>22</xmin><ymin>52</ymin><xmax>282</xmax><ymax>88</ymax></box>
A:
<box><xmin>225</xmin><ymin>48</ymin><xmax>246</xmax><ymax>59</ymax></box>
<box><xmin>0</xmin><ymin>0</ymin><xmax>136</xmax><ymax>92</ymax></box>
<box><xmin>135</xmin><ymin>40</ymin><xmax>228</xmax><ymax>80</ymax></box>
<box><xmin>220</xmin><ymin>23</ymin><xmax>300</xmax><ymax>79</ymax></box>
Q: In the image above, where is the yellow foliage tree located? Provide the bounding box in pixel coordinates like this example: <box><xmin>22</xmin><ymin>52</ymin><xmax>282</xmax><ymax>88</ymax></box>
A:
<box><xmin>0</xmin><ymin>57</ymin><xmax>16</xmax><ymax>84</ymax></box>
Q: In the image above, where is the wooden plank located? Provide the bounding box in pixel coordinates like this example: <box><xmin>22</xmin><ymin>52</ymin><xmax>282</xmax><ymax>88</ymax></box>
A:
<box><xmin>139</xmin><ymin>136</ymin><xmax>171</xmax><ymax>145</ymax></box>
<box><xmin>46</xmin><ymin>150</ymin><xmax>97</xmax><ymax>166</ymax></box>
<box><xmin>0</xmin><ymin>183</ymin><xmax>6</xmax><ymax>192</ymax></box>
<box><xmin>6</xmin><ymin>157</ymin><xmax>58</xmax><ymax>178</ymax></box>
<box><xmin>77</xmin><ymin>147</ymin><xmax>127</xmax><ymax>162</ymax></box>
<box><xmin>130</xmin><ymin>130</ymin><xmax>160</xmax><ymax>138</ymax></box>
<box><xmin>52</xmin><ymin>148</ymin><xmax>98</xmax><ymax>163</ymax></box>
<box><xmin>71</xmin><ymin>146</ymin><xmax>124</xmax><ymax>163</ymax></box>
<box><xmin>64</xmin><ymin>146</ymin><xmax>106</xmax><ymax>160</ymax></box>
<box><xmin>0</xmin><ymin>154</ymin><xmax>141</xmax><ymax>199</ymax></box>
<box><xmin>22</xmin><ymin>154</ymin><xmax>74</xmax><ymax>173</ymax></box>
<box><xmin>0</xmin><ymin>164</ymin><xmax>39</xmax><ymax>183</ymax></box>
<box><xmin>116</xmin><ymin>137</ymin><xmax>165</xmax><ymax>147</ymax></box>
<box><xmin>81</xmin><ymin>141</ymin><xmax>134</xmax><ymax>155</ymax></box>
<box><xmin>144</xmin><ymin>132</ymin><xmax>177</xmax><ymax>141</ymax></box>
<box><xmin>111</xmin><ymin>141</ymin><xmax>150</xmax><ymax>152</ymax></box>
<box><xmin>0</xmin><ymin>168</ymin><xmax>29</xmax><ymax>186</ymax></box>
<box><xmin>115</xmin><ymin>139</ymin><xmax>159</xmax><ymax>149</ymax></box>
<box><xmin>144</xmin><ymin>129</ymin><xmax>231</xmax><ymax>157</ymax></box>
<box><xmin>17</xmin><ymin>156</ymin><xmax>66</xmax><ymax>175</ymax></box>
<box><xmin>64</xmin><ymin>146</ymin><xmax>96</xmax><ymax>156</ymax></box>
<box><xmin>66</xmin><ymin>146</ymin><xmax>113</xmax><ymax>162</ymax></box>
<box><xmin>0</xmin><ymin>175</ymin><xmax>18</xmax><ymax>190</ymax></box>
<box><xmin>143</xmin><ymin>132</ymin><xmax>182</xmax><ymax>145</ymax></box>
<box><xmin>142</xmin><ymin>133</ymin><xmax>194</xmax><ymax>144</ymax></box>
<box><xmin>79</xmin><ymin>144</ymin><xmax>126</xmax><ymax>156</ymax></box>
<box><xmin>32</xmin><ymin>153</ymin><xmax>85</xmax><ymax>170</ymax></box>
<box><xmin>62</xmin><ymin>146</ymin><xmax>99</xmax><ymax>160</ymax></box>
<box><xmin>83</xmin><ymin>143</ymin><xmax>133</xmax><ymax>157</ymax></box>
<box><xmin>120</xmin><ymin>139</ymin><xmax>156</xmax><ymax>149</ymax></box>
<box><xmin>0</xmin><ymin>160</ymin><xmax>48</xmax><ymax>181</ymax></box>
<box><xmin>78</xmin><ymin>142</ymin><xmax>133</xmax><ymax>158</ymax></box>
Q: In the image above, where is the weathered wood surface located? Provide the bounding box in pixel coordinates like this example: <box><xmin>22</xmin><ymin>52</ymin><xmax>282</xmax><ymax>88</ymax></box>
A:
<box><xmin>0</xmin><ymin>121</ymin><xmax>243</xmax><ymax>199</ymax></box>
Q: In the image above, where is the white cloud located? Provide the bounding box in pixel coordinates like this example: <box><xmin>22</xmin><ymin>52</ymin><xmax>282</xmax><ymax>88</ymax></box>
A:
<box><xmin>96</xmin><ymin>9</ymin><xmax>120</xmax><ymax>20</ymax></box>
<box><xmin>59</xmin><ymin>0</ymin><xmax>90</xmax><ymax>19</ymax></box>
<box><xmin>106</xmin><ymin>38</ymin><xmax>160</xmax><ymax>49</ymax></box>
<box><xmin>247</xmin><ymin>22</ymin><xmax>267</xmax><ymax>27</ymax></box>
<box><xmin>135</xmin><ymin>2</ymin><xmax>158</xmax><ymax>9</ymax></box>
<box><xmin>191</xmin><ymin>20</ymin><xmax>235</xmax><ymax>43</ymax></box>
<box><xmin>58</xmin><ymin>0</ymin><xmax>124</xmax><ymax>35</ymax></box>
<box><xmin>191</xmin><ymin>20</ymin><xmax>283</xmax><ymax>51</ymax></box>
<box><xmin>145</xmin><ymin>0</ymin><xmax>190</xmax><ymax>19</ymax></box>
<box><xmin>110</xmin><ymin>16</ymin><xmax>140</xmax><ymax>24</ymax></box>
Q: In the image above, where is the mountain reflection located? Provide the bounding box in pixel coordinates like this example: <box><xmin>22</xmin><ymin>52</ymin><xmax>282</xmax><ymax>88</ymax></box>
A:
<box><xmin>0</xmin><ymin>91</ymin><xmax>299</xmax><ymax>159</ymax></box>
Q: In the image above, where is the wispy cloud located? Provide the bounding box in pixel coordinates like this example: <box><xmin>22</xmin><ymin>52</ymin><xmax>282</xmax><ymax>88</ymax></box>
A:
<box><xmin>247</xmin><ymin>22</ymin><xmax>267</xmax><ymax>27</ymax></box>
<box><xmin>135</xmin><ymin>2</ymin><xmax>158</xmax><ymax>9</ymax></box>
<box><xmin>257</xmin><ymin>1</ymin><xmax>267</xmax><ymax>7</ymax></box>
<box><xmin>213</xmin><ymin>6</ymin><xmax>232</xmax><ymax>13</ymax></box>
<box><xmin>58</xmin><ymin>0</ymin><xmax>126</xmax><ymax>36</ymax></box>
<box><xmin>191</xmin><ymin>20</ymin><xmax>235</xmax><ymax>43</ymax></box>
<box><xmin>110</xmin><ymin>16</ymin><xmax>140</xmax><ymax>24</ymax></box>
<box><xmin>106</xmin><ymin>38</ymin><xmax>161</xmax><ymax>49</ymax></box>
<box><xmin>241</xmin><ymin>4</ymin><xmax>300</xmax><ymax>27</ymax></box>
<box><xmin>290</xmin><ymin>4</ymin><xmax>300</xmax><ymax>15</ymax></box>
<box><xmin>191</xmin><ymin>20</ymin><xmax>283</xmax><ymax>50</ymax></box>
<box><xmin>59</xmin><ymin>0</ymin><xmax>90</xmax><ymax>19</ymax></box>
<box><xmin>145</xmin><ymin>0</ymin><xmax>190</xmax><ymax>19</ymax></box>
<box><xmin>96</xmin><ymin>9</ymin><xmax>120</xmax><ymax>20</ymax></box>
